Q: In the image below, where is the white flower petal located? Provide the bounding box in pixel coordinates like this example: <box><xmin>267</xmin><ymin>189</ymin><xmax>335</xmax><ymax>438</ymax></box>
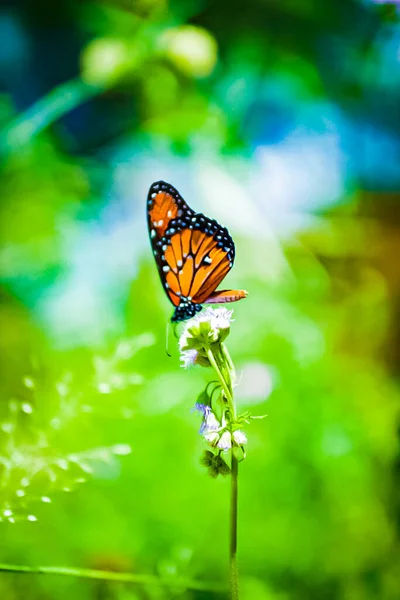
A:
<box><xmin>204</xmin><ymin>431</ymin><xmax>220</xmax><ymax>446</ymax></box>
<box><xmin>180</xmin><ymin>349</ymin><xmax>199</xmax><ymax>368</ymax></box>
<box><xmin>233</xmin><ymin>430</ymin><xmax>247</xmax><ymax>446</ymax></box>
<box><xmin>179</xmin><ymin>307</ymin><xmax>234</xmax><ymax>352</ymax></box>
<box><xmin>217</xmin><ymin>431</ymin><xmax>232</xmax><ymax>450</ymax></box>
<box><xmin>204</xmin><ymin>412</ymin><xmax>220</xmax><ymax>432</ymax></box>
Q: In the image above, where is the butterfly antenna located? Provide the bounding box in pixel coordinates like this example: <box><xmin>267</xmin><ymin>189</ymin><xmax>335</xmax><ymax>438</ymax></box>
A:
<box><xmin>165</xmin><ymin>320</ymin><xmax>172</xmax><ymax>358</ymax></box>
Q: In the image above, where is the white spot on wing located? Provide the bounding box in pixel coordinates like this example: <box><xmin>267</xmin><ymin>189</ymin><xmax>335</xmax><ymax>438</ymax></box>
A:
<box><xmin>162</xmin><ymin>266</ymin><xmax>170</xmax><ymax>272</ymax></box>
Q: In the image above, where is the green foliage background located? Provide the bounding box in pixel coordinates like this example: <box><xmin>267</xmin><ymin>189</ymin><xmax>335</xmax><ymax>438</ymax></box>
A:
<box><xmin>1</xmin><ymin>0</ymin><xmax>400</xmax><ymax>598</ymax></box>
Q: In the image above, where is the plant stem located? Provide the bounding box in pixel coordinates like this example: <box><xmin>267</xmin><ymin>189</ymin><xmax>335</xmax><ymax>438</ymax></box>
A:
<box><xmin>206</xmin><ymin>344</ymin><xmax>240</xmax><ymax>599</ymax></box>
<box><xmin>0</xmin><ymin>564</ymin><xmax>225</xmax><ymax>593</ymax></box>
<box><xmin>230</xmin><ymin>451</ymin><xmax>239</xmax><ymax>600</ymax></box>
<box><xmin>221</xmin><ymin>343</ymin><xmax>236</xmax><ymax>380</ymax></box>
<box><xmin>206</xmin><ymin>347</ymin><xmax>234</xmax><ymax>413</ymax></box>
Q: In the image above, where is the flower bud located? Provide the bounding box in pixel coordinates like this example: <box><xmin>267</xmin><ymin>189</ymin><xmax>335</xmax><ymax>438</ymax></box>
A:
<box><xmin>204</xmin><ymin>431</ymin><xmax>220</xmax><ymax>446</ymax></box>
<box><xmin>180</xmin><ymin>349</ymin><xmax>211</xmax><ymax>368</ymax></box>
<box><xmin>200</xmin><ymin>450</ymin><xmax>214</xmax><ymax>468</ymax></box>
<box><xmin>179</xmin><ymin>308</ymin><xmax>234</xmax><ymax>361</ymax></box>
<box><xmin>217</xmin><ymin>431</ymin><xmax>232</xmax><ymax>451</ymax></box>
<box><xmin>233</xmin><ymin>430</ymin><xmax>247</xmax><ymax>446</ymax></box>
<box><xmin>200</xmin><ymin>451</ymin><xmax>231</xmax><ymax>477</ymax></box>
<box><xmin>212</xmin><ymin>454</ymin><xmax>231</xmax><ymax>477</ymax></box>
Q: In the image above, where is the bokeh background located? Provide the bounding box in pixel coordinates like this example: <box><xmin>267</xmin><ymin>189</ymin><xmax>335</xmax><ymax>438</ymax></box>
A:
<box><xmin>1</xmin><ymin>0</ymin><xmax>400</xmax><ymax>598</ymax></box>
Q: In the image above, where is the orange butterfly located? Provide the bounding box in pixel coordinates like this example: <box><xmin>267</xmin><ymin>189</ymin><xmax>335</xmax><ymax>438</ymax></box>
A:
<box><xmin>147</xmin><ymin>180</ymin><xmax>248</xmax><ymax>321</ymax></box>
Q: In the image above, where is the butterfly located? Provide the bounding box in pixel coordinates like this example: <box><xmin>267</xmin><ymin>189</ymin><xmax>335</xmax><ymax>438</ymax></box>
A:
<box><xmin>147</xmin><ymin>180</ymin><xmax>248</xmax><ymax>321</ymax></box>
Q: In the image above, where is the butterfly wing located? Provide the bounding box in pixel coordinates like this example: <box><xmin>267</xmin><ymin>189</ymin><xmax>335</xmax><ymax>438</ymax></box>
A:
<box><xmin>203</xmin><ymin>289</ymin><xmax>248</xmax><ymax>304</ymax></box>
<box><xmin>147</xmin><ymin>181</ymin><xmax>194</xmax><ymax>306</ymax></box>
<box><xmin>147</xmin><ymin>180</ymin><xmax>193</xmax><ymax>243</ymax></box>
<box><xmin>147</xmin><ymin>180</ymin><xmax>247</xmax><ymax>321</ymax></box>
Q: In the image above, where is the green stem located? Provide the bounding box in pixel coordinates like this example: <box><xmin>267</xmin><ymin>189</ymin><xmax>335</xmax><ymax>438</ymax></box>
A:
<box><xmin>230</xmin><ymin>452</ymin><xmax>239</xmax><ymax>600</ymax></box>
<box><xmin>221</xmin><ymin>343</ymin><xmax>236</xmax><ymax>380</ymax></box>
<box><xmin>220</xmin><ymin>343</ymin><xmax>236</xmax><ymax>407</ymax></box>
<box><xmin>0</xmin><ymin>564</ymin><xmax>225</xmax><ymax>593</ymax></box>
<box><xmin>206</xmin><ymin>347</ymin><xmax>234</xmax><ymax>415</ymax></box>
<box><xmin>206</xmin><ymin>344</ymin><xmax>240</xmax><ymax>600</ymax></box>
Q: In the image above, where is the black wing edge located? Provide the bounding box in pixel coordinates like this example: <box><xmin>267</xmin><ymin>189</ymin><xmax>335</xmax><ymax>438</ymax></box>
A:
<box><xmin>146</xmin><ymin>180</ymin><xmax>187</xmax><ymax>209</ymax></box>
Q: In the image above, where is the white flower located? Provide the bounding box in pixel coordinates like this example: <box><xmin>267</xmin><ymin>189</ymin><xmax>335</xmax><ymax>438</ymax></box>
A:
<box><xmin>204</xmin><ymin>431</ymin><xmax>220</xmax><ymax>446</ymax></box>
<box><xmin>207</xmin><ymin>307</ymin><xmax>234</xmax><ymax>332</ymax></box>
<box><xmin>206</xmin><ymin>429</ymin><xmax>247</xmax><ymax>451</ymax></box>
<box><xmin>179</xmin><ymin>315</ymin><xmax>216</xmax><ymax>351</ymax></box>
<box><xmin>217</xmin><ymin>431</ymin><xmax>232</xmax><ymax>450</ymax></box>
<box><xmin>179</xmin><ymin>307</ymin><xmax>234</xmax><ymax>353</ymax></box>
<box><xmin>203</xmin><ymin>411</ymin><xmax>220</xmax><ymax>433</ymax></box>
<box><xmin>233</xmin><ymin>430</ymin><xmax>247</xmax><ymax>446</ymax></box>
<box><xmin>194</xmin><ymin>404</ymin><xmax>221</xmax><ymax>434</ymax></box>
<box><xmin>180</xmin><ymin>349</ymin><xmax>199</xmax><ymax>368</ymax></box>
